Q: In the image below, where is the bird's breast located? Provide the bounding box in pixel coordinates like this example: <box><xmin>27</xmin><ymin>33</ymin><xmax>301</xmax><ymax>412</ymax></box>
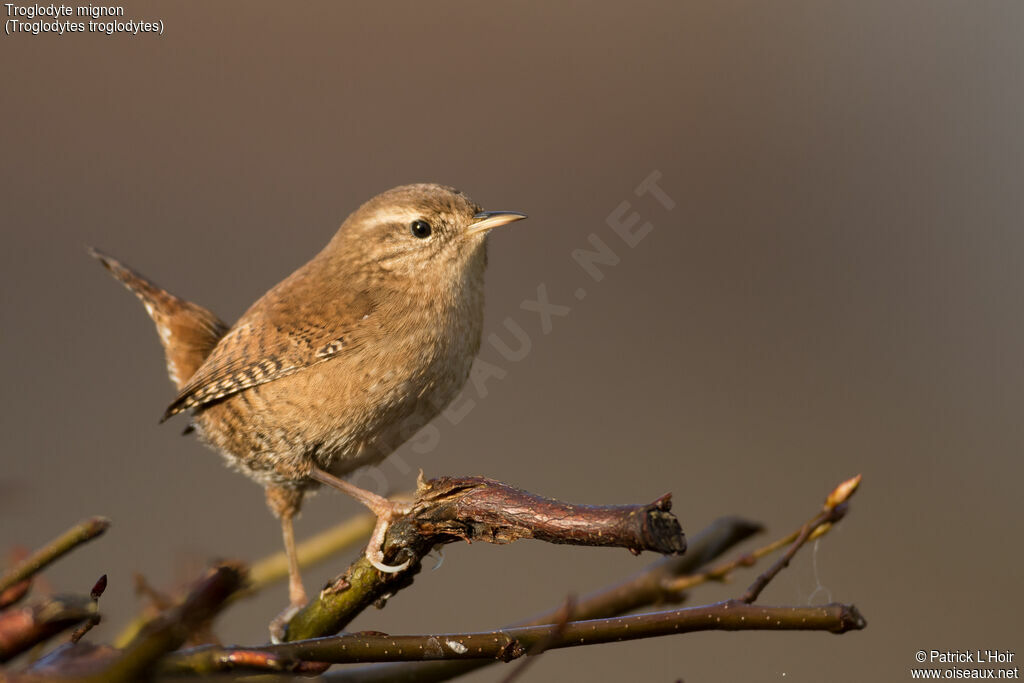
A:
<box><xmin>325</xmin><ymin>296</ymin><xmax>484</xmax><ymax>472</ymax></box>
<box><xmin>193</xmin><ymin>278</ymin><xmax>485</xmax><ymax>485</ymax></box>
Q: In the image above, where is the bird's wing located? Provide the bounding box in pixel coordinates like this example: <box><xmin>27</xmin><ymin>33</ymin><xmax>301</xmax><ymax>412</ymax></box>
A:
<box><xmin>162</xmin><ymin>280</ymin><xmax>377</xmax><ymax>421</ymax></box>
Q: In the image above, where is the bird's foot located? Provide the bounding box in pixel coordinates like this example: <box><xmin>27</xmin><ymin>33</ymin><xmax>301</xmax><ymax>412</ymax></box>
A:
<box><xmin>310</xmin><ymin>467</ymin><xmax>414</xmax><ymax>573</ymax></box>
<box><xmin>364</xmin><ymin>498</ymin><xmax>414</xmax><ymax>573</ymax></box>
<box><xmin>268</xmin><ymin>568</ymin><xmax>307</xmax><ymax>643</ymax></box>
<box><xmin>269</xmin><ymin>600</ymin><xmax>305</xmax><ymax>643</ymax></box>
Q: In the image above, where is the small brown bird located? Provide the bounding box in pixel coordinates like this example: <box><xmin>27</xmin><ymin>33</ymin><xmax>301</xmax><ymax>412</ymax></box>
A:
<box><xmin>91</xmin><ymin>183</ymin><xmax>526</xmax><ymax>617</ymax></box>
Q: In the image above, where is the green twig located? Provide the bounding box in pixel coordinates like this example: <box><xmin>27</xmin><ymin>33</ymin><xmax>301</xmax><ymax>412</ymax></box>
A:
<box><xmin>112</xmin><ymin>512</ymin><xmax>375</xmax><ymax>648</ymax></box>
<box><xmin>0</xmin><ymin>518</ymin><xmax>110</xmax><ymax>595</ymax></box>
<box><xmin>82</xmin><ymin>563</ymin><xmax>245</xmax><ymax>682</ymax></box>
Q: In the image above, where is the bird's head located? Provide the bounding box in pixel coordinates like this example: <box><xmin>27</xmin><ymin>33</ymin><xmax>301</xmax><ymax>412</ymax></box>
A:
<box><xmin>328</xmin><ymin>184</ymin><xmax>526</xmax><ymax>291</ymax></box>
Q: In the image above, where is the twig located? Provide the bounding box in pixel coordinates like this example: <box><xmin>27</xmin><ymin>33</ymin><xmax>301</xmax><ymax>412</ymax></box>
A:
<box><xmin>121</xmin><ymin>569</ymin><xmax>230</xmax><ymax>649</ymax></box>
<box><xmin>662</xmin><ymin>482</ymin><xmax>859</xmax><ymax>597</ymax></box>
<box><xmin>18</xmin><ymin>642</ymin><xmax>120</xmax><ymax>681</ymax></box>
<box><xmin>741</xmin><ymin>474</ymin><xmax>860</xmax><ymax>604</ymax></box>
<box><xmin>154</xmin><ymin>518</ymin><xmax>755</xmax><ymax>680</ymax></box>
<box><xmin>157</xmin><ymin>476</ymin><xmax>863</xmax><ymax>678</ymax></box>
<box><xmin>344</xmin><ymin>518</ymin><xmax>761</xmax><ymax>683</ymax></box>
<box><xmin>132</xmin><ymin>573</ymin><xmax>174</xmax><ymax>613</ymax></box>
<box><xmin>68</xmin><ymin>576</ymin><xmax>107</xmax><ymax>644</ymax></box>
<box><xmin>0</xmin><ymin>518</ymin><xmax>110</xmax><ymax>595</ymax></box>
<box><xmin>0</xmin><ymin>595</ymin><xmax>97</xmax><ymax>663</ymax></box>
<box><xmin>323</xmin><ymin>516</ymin><xmax>761</xmax><ymax>683</ymax></box>
<box><xmin>7</xmin><ymin>478</ymin><xmax>864</xmax><ymax>681</ymax></box>
<box><xmin>111</xmin><ymin>512</ymin><xmax>375</xmax><ymax>648</ymax></box>
<box><xmin>0</xmin><ymin>581</ymin><xmax>31</xmax><ymax>610</ymax></box>
<box><xmin>38</xmin><ymin>563</ymin><xmax>247</xmax><ymax>682</ymax></box>
<box><xmin>284</xmin><ymin>477</ymin><xmax>686</xmax><ymax>641</ymax></box>
<box><xmin>561</xmin><ymin>516</ymin><xmax>763</xmax><ymax>619</ymax></box>
<box><xmin>324</xmin><ymin>476</ymin><xmax>860</xmax><ymax>683</ymax></box>
<box><xmin>499</xmin><ymin>596</ymin><xmax>575</xmax><ymax>683</ymax></box>
<box><xmin>157</xmin><ymin>601</ymin><xmax>864</xmax><ymax>674</ymax></box>
<box><xmin>405</xmin><ymin>477</ymin><xmax>685</xmax><ymax>554</ymax></box>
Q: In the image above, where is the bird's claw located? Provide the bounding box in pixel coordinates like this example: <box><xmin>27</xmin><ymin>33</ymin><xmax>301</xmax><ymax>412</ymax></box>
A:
<box><xmin>269</xmin><ymin>602</ymin><xmax>304</xmax><ymax>643</ymax></box>
<box><xmin>366</xmin><ymin>552</ymin><xmax>411</xmax><ymax>573</ymax></box>
<box><xmin>365</xmin><ymin>501</ymin><xmax>413</xmax><ymax>573</ymax></box>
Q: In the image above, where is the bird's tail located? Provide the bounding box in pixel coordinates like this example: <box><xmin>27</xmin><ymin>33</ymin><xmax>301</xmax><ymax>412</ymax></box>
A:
<box><xmin>89</xmin><ymin>248</ymin><xmax>229</xmax><ymax>391</ymax></box>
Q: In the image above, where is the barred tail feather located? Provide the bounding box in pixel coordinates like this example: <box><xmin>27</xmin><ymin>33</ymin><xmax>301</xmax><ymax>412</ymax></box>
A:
<box><xmin>89</xmin><ymin>247</ymin><xmax>229</xmax><ymax>391</ymax></box>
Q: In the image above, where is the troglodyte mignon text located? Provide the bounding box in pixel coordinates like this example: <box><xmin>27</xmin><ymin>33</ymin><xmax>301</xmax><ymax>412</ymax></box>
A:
<box><xmin>91</xmin><ymin>183</ymin><xmax>526</xmax><ymax>620</ymax></box>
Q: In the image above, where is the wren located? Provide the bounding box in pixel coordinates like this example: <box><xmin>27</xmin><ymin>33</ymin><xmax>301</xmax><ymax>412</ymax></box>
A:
<box><xmin>91</xmin><ymin>183</ymin><xmax>526</xmax><ymax>618</ymax></box>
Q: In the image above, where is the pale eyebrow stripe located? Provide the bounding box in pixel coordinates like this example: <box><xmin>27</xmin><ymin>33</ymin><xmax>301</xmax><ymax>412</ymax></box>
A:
<box><xmin>364</xmin><ymin>207</ymin><xmax>424</xmax><ymax>225</ymax></box>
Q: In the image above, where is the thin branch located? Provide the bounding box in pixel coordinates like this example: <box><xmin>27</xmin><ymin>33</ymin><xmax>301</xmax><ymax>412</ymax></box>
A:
<box><xmin>22</xmin><ymin>563</ymin><xmax>247</xmax><ymax>682</ymax></box>
<box><xmin>284</xmin><ymin>477</ymin><xmax>686</xmax><ymax>641</ymax></box>
<box><xmin>68</xmin><ymin>575</ymin><xmax>107</xmax><ymax>644</ymax></box>
<box><xmin>157</xmin><ymin>600</ymin><xmax>865</xmax><ymax>674</ymax></box>
<box><xmin>324</xmin><ymin>476</ymin><xmax>861</xmax><ymax>683</ymax></box>
<box><xmin>559</xmin><ymin>516</ymin><xmax>763</xmax><ymax>620</ymax></box>
<box><xmin>157</xmin><ymin>518</ymin><xmax>758</xmax><ymax>680</ymax></box>
<box><xmin>741</xmin><ymin>474</ymin><xmax>861</xmax><ymax>604</ymax></box>
<box><xmin>0</xmin><ymin>581</ymin><xmax>31</xmax><ymax>610</ymax></box>
<box><xmin>323</xmin><ymin>516</ymin><xmax>762</xmax><ymax>683</ymax></box>
<box><xmin>111</xmin><ymin>512</ymin><xmax>375</xmax><ymax>648</ymax></box>
<box><xmin>18</xmin><ymin>642</ymin><xmax>120</xmax><ymax>681</ymax></box>
<box><xmin>0</xmin><ymin>518</ymin><xmax>110</xmax><ymax>595</ymax></box>
<box><xmin>498</xmin><ymin>596</ymin><xmax>575</xmax><ymax>683</ymax></box>
<box><xmin>8</xmin><ymin>478</ymin><xmax>864</xmax><ymax>682</ymax></box>
<box><xmin>0</xmin><ymin>595</ymin><xmax>97</xmax><ymax>663</ymax></box>
<box><xmin>156</xmin><ymin>475</ymin><xmax>864</xmax><ymax>678</ymax></box>
<box><xmin>663</xmin><ymin>499</ymin><xmax>851</xmax><ymax>596</ymax></box>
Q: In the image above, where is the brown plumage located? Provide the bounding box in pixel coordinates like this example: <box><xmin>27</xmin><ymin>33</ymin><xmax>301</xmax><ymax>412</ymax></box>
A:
<box><xmin>89</xmin><ymin>249</ymin><xmax>229</xmax><ymax>389</ymax></box>
<box><xmin>91</xmin><ymin>184</ymin><xmax>526</xmax><ymax>623</ymax></box>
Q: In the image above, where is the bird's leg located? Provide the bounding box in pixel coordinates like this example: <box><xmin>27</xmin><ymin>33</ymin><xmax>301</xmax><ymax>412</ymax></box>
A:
<box><xmin>265</xmin><ymin>485</ymin><xmax>307</xmax><ymax>641</ymax></box>
<box><xmin>310</xmin><ymin>467</ymin><xmax>413</xmax><ymax>573</ymax></box>
<box><xmin>280</xmin><ymin>512</ymin><xmax>307</xmax><ymax>607</ymax></box>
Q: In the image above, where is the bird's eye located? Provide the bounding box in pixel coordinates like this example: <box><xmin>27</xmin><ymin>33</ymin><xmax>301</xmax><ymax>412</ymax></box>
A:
<box><xmin>410</xmin><ymin>219</ymin><xmax>432</xmax><ymax>239</ymax></box>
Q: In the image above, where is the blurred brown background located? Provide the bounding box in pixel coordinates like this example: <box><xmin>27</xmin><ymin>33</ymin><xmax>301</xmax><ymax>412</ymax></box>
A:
<box><xmin>2</xmin><ymin>2</ymin><xmax>1022</xmax><ymax>680</ymax></box>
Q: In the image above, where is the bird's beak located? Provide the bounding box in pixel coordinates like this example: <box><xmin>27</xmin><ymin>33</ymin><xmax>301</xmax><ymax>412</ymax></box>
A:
<box><xmin>466</xmin><ymin>210</ymin><xmax>528</xmax><ymax>236</ymax></box>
